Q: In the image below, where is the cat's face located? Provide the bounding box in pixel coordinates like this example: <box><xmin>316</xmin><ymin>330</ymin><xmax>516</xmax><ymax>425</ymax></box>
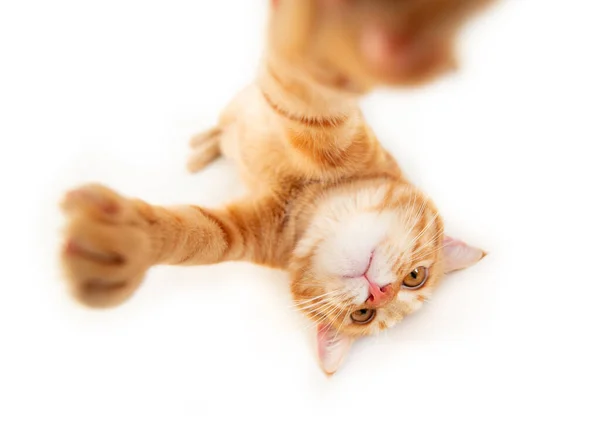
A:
<box><xmin>289</xmin><ymin>180</ymin><xmax>485</xmax><ymax>374</ymax></box>
<box><xmin>269</xmin><ymin>0</ymin><xmax>495</xmax><ymax>93</ymax></box>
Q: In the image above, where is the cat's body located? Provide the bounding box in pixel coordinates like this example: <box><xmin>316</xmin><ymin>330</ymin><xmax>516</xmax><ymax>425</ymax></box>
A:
<box><xmin>60</xmin><ymin>0</ymin><xmax>493</xmax><ymax>374</ymax></box>
<box><xmin>61</xmin><ymin>64</ymin><xmax>483</xmax><ymax>373</ymax></box>
<box><xmin>191</xmin><ymin>69</ymin><xmax>401</xmax><ymax>196</ymax></box>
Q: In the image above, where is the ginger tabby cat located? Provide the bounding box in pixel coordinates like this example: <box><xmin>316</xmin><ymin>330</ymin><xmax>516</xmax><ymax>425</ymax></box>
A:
<box><xmin>61</xmin><ymin>0</ymin><xmax>492</xmax><ymax>374</ymax></box>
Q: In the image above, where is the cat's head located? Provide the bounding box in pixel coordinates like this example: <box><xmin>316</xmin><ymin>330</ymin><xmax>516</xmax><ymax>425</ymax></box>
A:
<box><xmin>289</xmin><ymin>179</ymin><xmax>485</xmax><ymax>374</ymax></box>
<box><xmin>268</xmin><ymin>0</ymin><xmax>495</xmax><ymax>93</ymax></box>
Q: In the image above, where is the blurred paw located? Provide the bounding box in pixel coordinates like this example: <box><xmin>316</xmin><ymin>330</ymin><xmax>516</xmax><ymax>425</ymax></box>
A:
<box><xmin>60</xmin><ymin>184</ymin><xmax>153</xmax><ymax>308</ymax></box>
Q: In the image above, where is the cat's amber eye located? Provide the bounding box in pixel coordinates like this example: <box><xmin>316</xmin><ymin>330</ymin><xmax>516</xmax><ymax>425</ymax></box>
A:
<box><xmin>402</xmin><ymin>266</ymin><xmax>429</xmax><ymax>289</ymax></box>
<box><xmin>350</xmin><ymin>309</ymin><xmax>376</xmax><ymax>324</ymax></box>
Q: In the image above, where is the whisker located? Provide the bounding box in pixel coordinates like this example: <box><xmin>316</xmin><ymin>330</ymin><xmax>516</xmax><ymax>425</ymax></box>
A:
<box><xmin>301</xmin><ymin>294</ymin><xmax>348</xmax><ymax>322</ymax></box>
<box><xmin>300</xmin><ymin>295</ymin><xmax>343</xmax><ymax>316</ymax></box>
<box><xmin>403</xmin><ymin>191</ymin><xmax>418</xmax><ymax>231</ymax></box>
<box><xmin>330</xmin><ymin>298</ymin><xmax>352</xmax><ymax>328</ymax></box>
<box><xmin>289</xmin><ymin>288</ymin><xmax>345</xmax><ymax>308</ymax></box>
<box><xmin>405</xmin><ymin>228</ymin><xmax>446</xmax><ymax>264</ymax></box>
<box><xmin>405</xmin><ymin>195</ymin><xmax>428</xmax><ymax>244</ymax></box>
<box><xmin>307</xmin><ymin>297</ymin><xmax>352</xmax><ymax>331</ymax></box>
<box><xmin>296</xmin><ymin>298</ymin><xmax>334</xmax><ymax>314</ymax></box>
<box><xmin>414</xmin><ymin>226</ymin><xmax>445</xmax><ymax>251</ymax></box>
<box><xmin>402</xmin><ymin>211</ymin><xmax>439</xmax><ymax>265</ymax></box>
<box><xmin>332</xmin><ymin>300</ymin><xmax>354</xmax><ymax>342</ymax></box>
<box><xmin>302</xmin><ymin>300</ymin><xmax>343</xmax><ymax>318</ymax></box>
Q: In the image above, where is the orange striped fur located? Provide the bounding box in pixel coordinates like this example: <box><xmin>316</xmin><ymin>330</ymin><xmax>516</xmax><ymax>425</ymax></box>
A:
<box><xmin>60</xmin><ymin>0</ymin><xmax>492</xmax><ymax>374</ymax></box>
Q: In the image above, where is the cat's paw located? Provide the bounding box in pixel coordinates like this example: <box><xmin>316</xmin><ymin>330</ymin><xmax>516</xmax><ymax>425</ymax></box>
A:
<box><xmin>60</xmin><ymin>184</ymin><xmax>153</xmax><ymax>308</ymax></box>
<box><xmin>187</xmin><ymin>127</ymin><xmax>221</xmax><ymax>173</ymax></box>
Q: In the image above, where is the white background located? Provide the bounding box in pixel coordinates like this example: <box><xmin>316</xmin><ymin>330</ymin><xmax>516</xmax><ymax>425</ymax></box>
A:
<box><xmin>1</xmin><ymin>0</ymin><xmax>599</xmax><ymax>424</ymax></box>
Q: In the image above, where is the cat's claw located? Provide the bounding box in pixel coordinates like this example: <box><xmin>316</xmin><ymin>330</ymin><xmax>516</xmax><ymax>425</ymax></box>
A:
<box><xmin>60</xmin><ymin>185</ymin><xmax>153</xmax><ymax>308</ymax></box>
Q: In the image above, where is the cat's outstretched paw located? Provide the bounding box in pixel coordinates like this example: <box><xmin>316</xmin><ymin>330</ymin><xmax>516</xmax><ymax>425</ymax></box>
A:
<box><xmin>60</xmin><ymin>184</ymin><xmax>153</xmax><ymax>308</ymax></box>
<box><xmin>187</xmin><ymin>127</ymin><xmax>221</xmax><ymax>173</ymax></box>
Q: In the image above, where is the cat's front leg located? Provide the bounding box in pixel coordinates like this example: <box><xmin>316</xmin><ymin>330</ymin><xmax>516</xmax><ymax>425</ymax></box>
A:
<box><xmin>59</xmin><ymin>184</ymin><xmax>228</xmax><ymax>308</ymax></box>
<box><xmin>60</xmin><ymin>185</ymin><xmax>282</xmax><ymax>307</ymax></box>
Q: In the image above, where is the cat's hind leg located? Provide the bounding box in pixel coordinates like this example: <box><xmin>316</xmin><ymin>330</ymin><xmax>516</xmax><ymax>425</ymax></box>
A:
<box><xmin>187</xmin><ymin>86</ymin><xmax>255</xmax><ymax>173</ymax></box>
<box><xmin>187</xmin><ymin>126</ymin><xmax>222</xmax><ymax>173</ymax></box>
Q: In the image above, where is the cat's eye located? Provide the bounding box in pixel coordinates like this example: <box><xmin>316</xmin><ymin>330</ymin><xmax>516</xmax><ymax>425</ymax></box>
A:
<box><xmin>402</xmin><ymin>266</ymin><xmax>429</xmax><ymax>289</ymax></box>
<box><xmin>350</xmin><ymin>309</ymin><xmax>376</xmax><ymax>324</ymax></box>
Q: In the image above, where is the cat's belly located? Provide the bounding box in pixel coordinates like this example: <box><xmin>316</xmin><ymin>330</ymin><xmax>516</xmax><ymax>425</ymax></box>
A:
<box><xmin>217</xmin><ymin>86</ymin><xmax>292</xmax><ymax>191</ymax></box>
<box><xmin>217</xmin><ymin>121</ymin><xmax>281</xmax><ymax>194</ymax></box>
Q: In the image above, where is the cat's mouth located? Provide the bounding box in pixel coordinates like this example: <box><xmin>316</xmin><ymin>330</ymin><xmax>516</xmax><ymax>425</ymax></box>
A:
<box><xmin>341</xmin><ymin>251</ymin><xmax>374</xmax><ymax>280</ymax></box>
<box><xmin>341</xmin><ymin>251</ymin><xmax>394</xmax><ymax>307</ymax></box>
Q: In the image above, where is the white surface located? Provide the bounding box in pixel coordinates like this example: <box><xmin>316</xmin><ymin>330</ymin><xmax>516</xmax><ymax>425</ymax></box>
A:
<box><xmin>1</xmin><ymin>0</ymin><xmax>599</xmax><ymax>424</ymax></box>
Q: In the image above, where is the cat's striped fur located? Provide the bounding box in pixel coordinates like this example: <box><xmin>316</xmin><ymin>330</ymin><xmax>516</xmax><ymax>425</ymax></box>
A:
<box><xmin>60</xmin><ymin>0</ymin><xmax>492</xmax><ymax>374</ymax></box>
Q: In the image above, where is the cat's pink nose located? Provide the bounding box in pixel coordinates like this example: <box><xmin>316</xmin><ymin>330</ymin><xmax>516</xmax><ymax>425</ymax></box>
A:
<box><xmin>366</xmin><ymin>281</ymin><xmax>393</xmax><ymax>306</ymax></box>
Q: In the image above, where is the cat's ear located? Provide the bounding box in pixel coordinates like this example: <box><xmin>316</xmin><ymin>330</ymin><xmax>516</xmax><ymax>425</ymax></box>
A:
<box><xmin>316</xmin><ymin>323</ymin><xmax>354</xmax><ymax>375</ymax></box>
<box><xmin>443</xmin><ymin>235</ymin><xmax>487</xmax><ymax>273</ymax></box>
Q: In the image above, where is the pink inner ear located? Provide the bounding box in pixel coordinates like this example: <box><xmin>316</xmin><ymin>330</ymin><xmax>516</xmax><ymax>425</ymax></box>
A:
<box><xmin>443</xmin><ymin>236</ymin><xmax>486</xmax><ymax>273</ymax></box>
<box><xmin>316</xmin><ymin>323</ymin><xmax>353</xmax><ymax>375</ymax></box>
